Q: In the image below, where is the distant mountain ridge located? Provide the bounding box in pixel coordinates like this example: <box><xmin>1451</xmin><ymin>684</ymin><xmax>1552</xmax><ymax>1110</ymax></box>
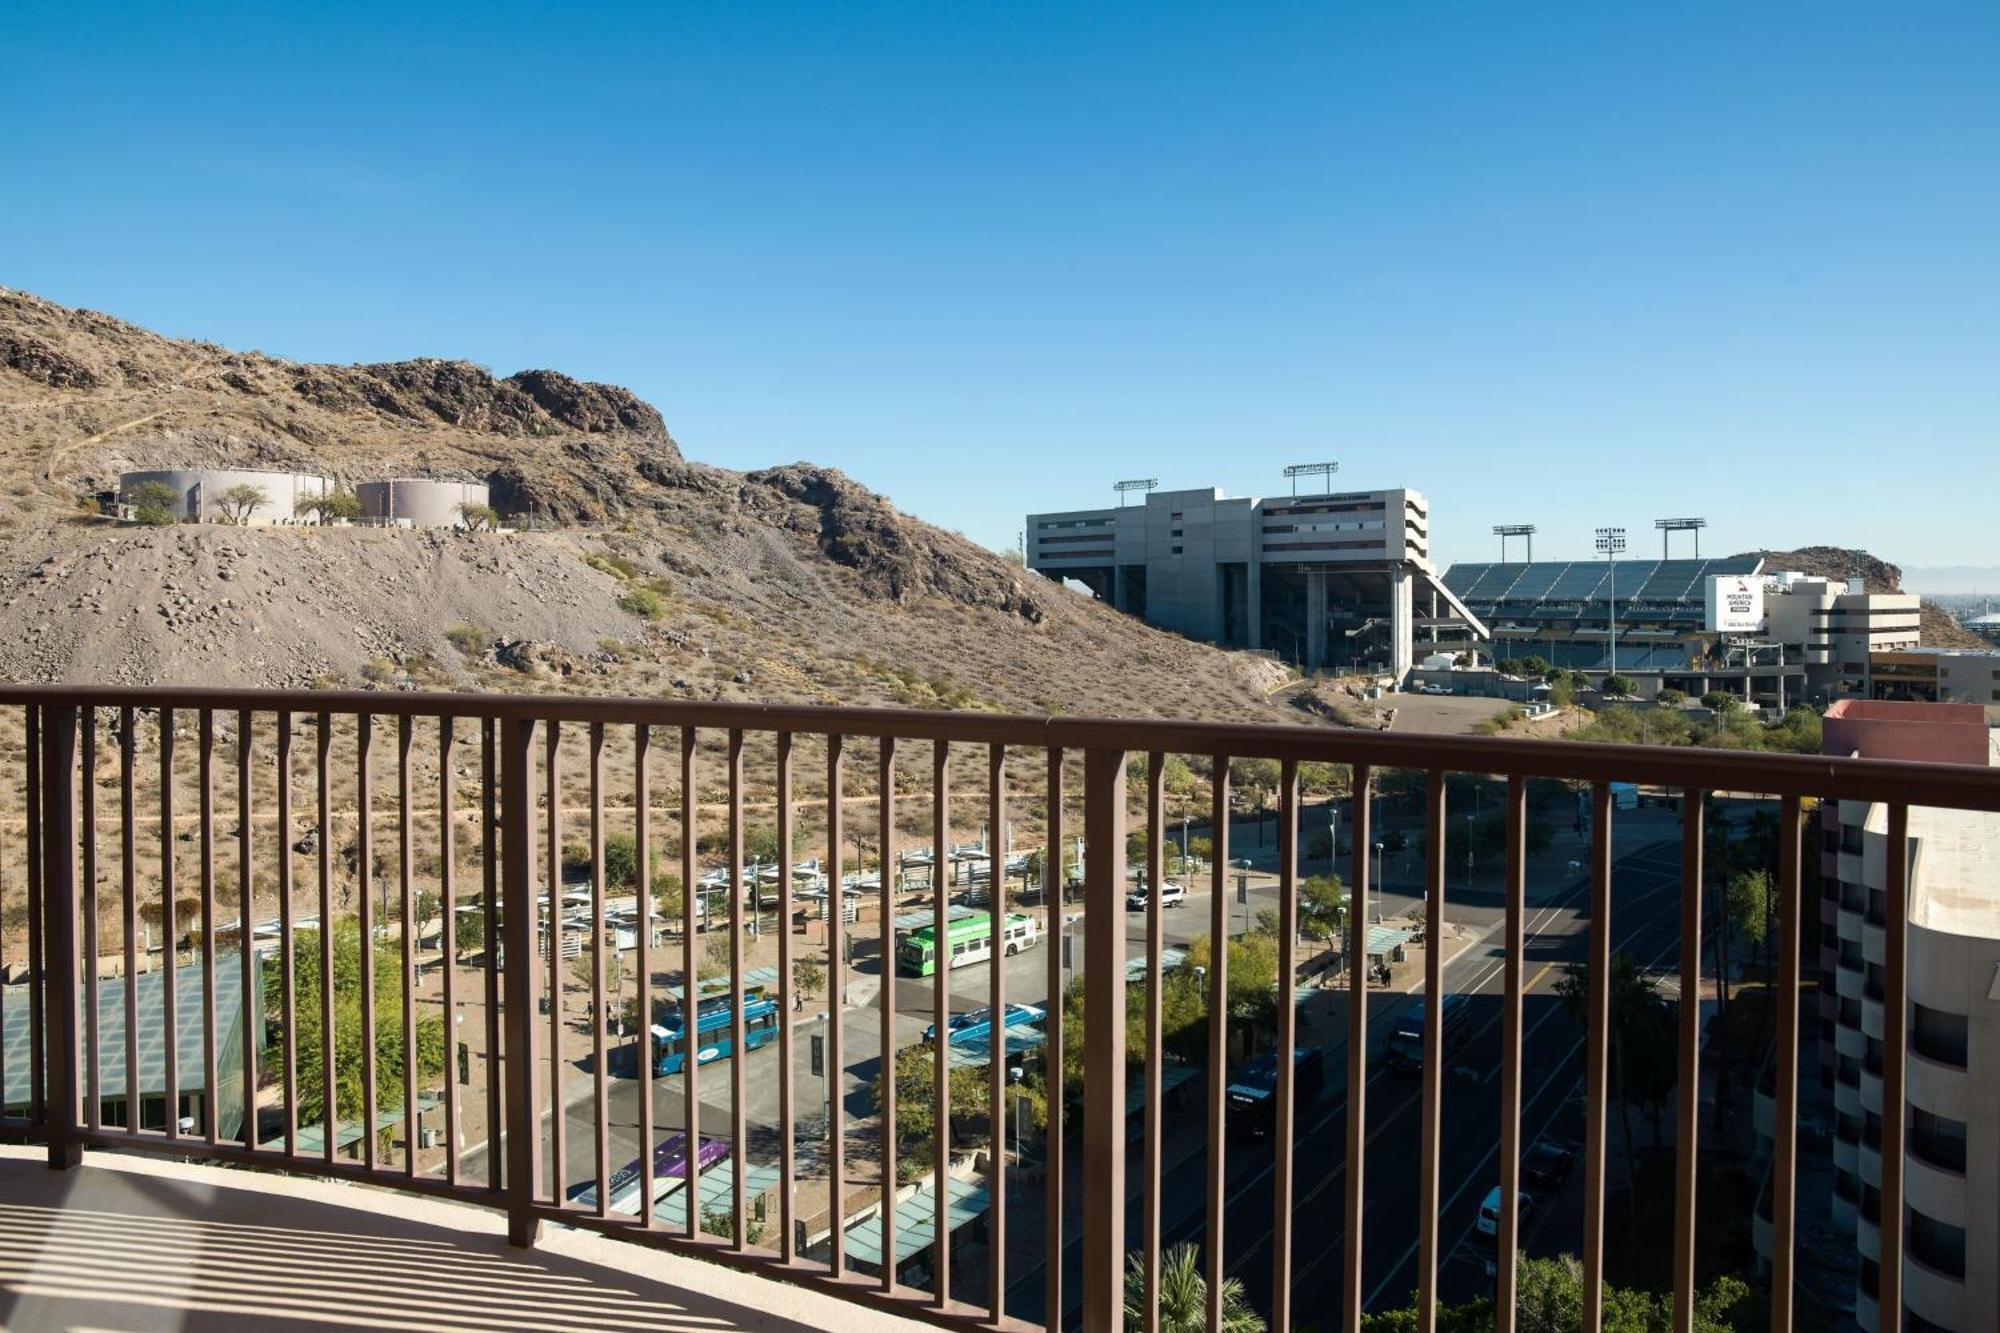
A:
<box><xmin>0</xmin><ymin>285</ymin><xmax>1296</xmax><ymax>719</ymax></box>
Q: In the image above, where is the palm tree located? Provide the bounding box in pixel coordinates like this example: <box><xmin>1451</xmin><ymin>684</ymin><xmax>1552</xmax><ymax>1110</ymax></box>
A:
<box><xmin>1124</xmin><ymin>1242</ymin><xmax>1265</xmax><ymax>1332</ymax></box>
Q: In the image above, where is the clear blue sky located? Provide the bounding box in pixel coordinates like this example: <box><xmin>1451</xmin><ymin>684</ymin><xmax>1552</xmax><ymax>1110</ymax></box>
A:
<box><xmin>4</xmin><ymin>2</ymin><xmax>1996</xmax><ymax>566</ymax></box>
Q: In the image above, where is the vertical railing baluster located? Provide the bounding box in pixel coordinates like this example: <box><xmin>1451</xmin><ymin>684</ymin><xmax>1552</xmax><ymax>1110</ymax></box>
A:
<box><xmin>199</xmin><ymin>710</ymin><xmax>218</xmax><ymax>1146</ymax></box>
<box><xmin>636</xmin><ymin>723</ymin><xmax>655</xmax><ymax>1230</ymax></box>
<box><xmin>399</xmin><ymin>714</ymin><xmax>417</xmax><ymax>1178</ymax></box>
<box><xmin>931</xmin><ymin>738</ymin><xmax>951</xmax><ymax>1306</ymax></box>
<box><xmin>1340</xmin><ymin>762</ymin><xmax>1367</xmax><ymax>1333</ymax></box>
<box><xmin>986</xmin><ymin>741</ymin><xmax>1007</xmax><ymax>1325</ymax></box>
<box><xmin>160</xmin><ymin>707</ymin><xmax>177</xmax><ymax>1141</ymax></box>
<box><xmin>316</xmin><ymin>712</ymin><xmax>334</xmax><ymax>1162</ymax></box>
<box><xmin>545</xmin><ymin>719</ymin><xmax>562</xmax><ymax>1202</ymax></box>
<box><xmin>879</xmin><ymin>735</ymin><xmax>899</xmax><ymax>1295</ymax></box>
<box><xmin>120</xmin><ymin>707</ymin><xmax>138</xmax><ymax>1139</ymax></box>
<box><xmin>1880</xmin><ymin>803</ymin><xmax>1909</xmax><ymax>1333</ymax></box>
<box><xmin>1581</xmin><ymin>781</ymin><xmax>1613</xmax><ymax>1329</ymax></box>
<box><xmin>1043</xmin><ymin>748</ymin><xmax>1066</xmax><ymax>1329</ymax></box>
<box><xmin>827</xmin><ymin>733</ymin><xmax>847</xmax><ymax>1276</ymax></box>
<box><xmin>26</xmin><ymin>705</ymin><xmax>44</xmax><ymax>1129</ymax></box>
<box><xmin>1079</xmin><ymin>746</ymin><xmax>1127</xmax><ymax>1333</ymax></box>
<box><xmin>1272</xmin><ymin>752</ymin><xmax>1304</xmax><ymax>1328</ymax></box>
<box><xmin>1417</xmin><ymin>771</ymin><xmax>1448</xmax><ymax>1333</ymax></box>
<box><xmin>482</xmin><ymin>718</ymin><xmax>501</xmax><ymax>1191</ymax></box>
<box><xmin>1770</xmin><ymin>794</ymin><xmax>1802</xmax><ymax>1333</ymax></box>
<box><xmin>237</xmin><ymin>709</ymin><xmax>255</xmax><ymax>1151</ymax></box>
<box><xmin>773</xmin><ymin>730</ymin><xmax>792</xmax><ymax>1258</ymax></box>
<box><xmin>39</xmin><ymin>704</ymin><xmax>81</xmax><ymax>1169</ymax></box>
<box><xmin>358</xmin><ymin>713</ymin><xmax>376</xmax><ymax>1172</ymax></box>
<box><xmin>82</xmin><ymin>707</ymin><xmax>100</xmax><ymax>1134</ymax></box>
<box><xmin>277</xmin><ymin>712</ymin><xmax>295</xmax><ymax>1156</ymax></box>
<box><xmin>1205</xmin><ymin>756</ymin><xmax>1230</xmax><ymax>1332</ymax></box>
<box><xmin>439</xmin><ymin>716</ymin><xmax>458</xmax><ymax>1185</ymax></box>
<box><xmin>1497</xmin><ymin>776</ymin><xmax>1527</xmax><ymax>1326</ymax></box>
<box><xmin>680</xmin><ymin>727</ymin><xmax>699</xmax><ymax>1238</ymax></box>
<box><xmin>1672</xmin><ymin>787</ymin><xmax>1706</xmax><ymax>1333</ymax></box>
<box><xmin>1142</xmin><ymin>750</ymin><xmax>1165</xmax><ymax>1333</ymax></box>
<box><xmin>728</xmin><ymin>728</ymin><xmax>747</xmax><ymax>1248</ymax></box>
<box><xmin>499</xmin><ymin>715</ymin><xmax>542</xmax><ymax>1247</ymax></box>
<box><xmin>590</xmin><ymin>722</ymin><xmax>610</xmax><ymax>1217</ymax></box>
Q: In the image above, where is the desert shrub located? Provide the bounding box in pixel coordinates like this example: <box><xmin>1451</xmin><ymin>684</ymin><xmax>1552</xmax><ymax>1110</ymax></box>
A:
<box><xmin>619</xmin><ymin>586</ymin><xmax>667</xmax><ymax>620</ymax></box>
<box><xmin>445</xmin><ymin>623</ymin><xmax>491</xmax><ymax>656</ymax></box>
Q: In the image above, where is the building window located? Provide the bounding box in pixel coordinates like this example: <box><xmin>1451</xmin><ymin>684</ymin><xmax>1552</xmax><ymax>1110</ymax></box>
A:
<box><xmin>1863</xmin><ymin>1109</ymin><xmax>1881</xmax><ymax>1149</ymax></box>
<box><xmin>1858</xmin><ymin>1256</ymin><xmax>1878</xmax><ymax>1297</ymax></box>
<box><xmin>1912</xmin><ymin>1107</ymin><xmax>1967</xmax><ymax>1173</ymax></box>
<box><xmin>1838</xmin><ymin>1053</ymin><xmax>1860</xmax><ymax>1087</ymax></box>
<box><xmin>1867</xmin><ymin>888</ymin><xmax>1885</xmax><ymax>926</ymax></box>
<box><xmin>1865</xmin><ymin>1036</ymin><xmax>1883</xmax><ymax>1075</ymax></box>
<box><xmin>1908</xmin><ymin>1208</ymin><xmax>1967</xmax><ymax>1278</ymax></box>
<box><xmin>1865</xmin><ymin>962</ymin><xmax>1884</xmax><ymax>1001</ymax></box>
<box><xmin>1906</xmin><ymin>1309</ymin><xmax>1955</xmax><ymax>1333</ymax></box>
<box><xmin>1839</xmin><ymin>938</ymin><xmax>1863</xmax><ymax>972</ymax></box>
<box><xmin>1913</xmin><ymin>1004</ymin><xmax>1969</xmax><ymax>1067</ymax></box>
<box><xmin>1839</xmin><ymin>996</ymin><xmax>1862</xmax><ymax>1029</ymax></box>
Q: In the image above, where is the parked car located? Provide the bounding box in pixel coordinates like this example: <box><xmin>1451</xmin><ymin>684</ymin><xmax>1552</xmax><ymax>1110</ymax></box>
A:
<box><xmin>1477</xmin><ymin>1184</ymin><xmax>1544</xmax><ymax>1236</ymax></box>
<box><xmin>1126</xmin><ymin>881</ymin><xmax>1188</xmax><ymax>910</ymax></box>
<box><xmin>1523</xmin><ymin>1139</ymin><xmax>1576</xmax><ymax>1192</ymax></box>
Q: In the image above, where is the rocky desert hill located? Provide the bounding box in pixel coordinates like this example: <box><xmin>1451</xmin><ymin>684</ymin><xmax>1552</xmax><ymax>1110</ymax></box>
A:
<box><xmin>0</xmin><ymin>286</ymin><xmax>1295</xmax><ymax>720</ymax></box>
<box><xmin>1744</xmin><ymin>546</ymin><xmax>1987</xmax><ymax>650</ymax></box>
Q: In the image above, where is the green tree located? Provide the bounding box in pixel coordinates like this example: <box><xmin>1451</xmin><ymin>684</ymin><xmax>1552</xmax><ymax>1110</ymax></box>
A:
<box><xmin>1601</xmin><ymin>673</ymin><xmax>1638</xmax><ymax>699</ymax></box>
<box><xmin>1365</xmin><ymin>1254</ymin><xmax>1755</xmax><ymax>1333</ymax></box>
<box><xmin>792</xmin><ymin>956</ymin><xmax>825</xmax><ymax>1004</ymax></box>
<box><xmin>879</xmin><ymin>1040</ymin><xmax>989</xmax><ymax>1179</ymax></box>
<box><xmin>301</xmin><ymin>488</ymin><xmax>362</xmax><ymax>523</ymax></box>
<box><xmin>1299</xmin><ymin>874</ymin><xmax>1347</xmax><ymax>957</ymax></box>
<box><xmin>217</xmin><ymin>483</ymin><xmax>268</xmax><ymax>524</ymax></box>
<box><xmin>653</xmin><ymin>870</ymin><xmax>684</xmax><ymax>925</ymax></box>
<box><xmin>269</xmin><ymin>918</ymin><xmax>447</xmax><ymax>1132</ymax></box>
<box><xmin>126</xmin><ymin>479</ymin><xmax>180</xmax><ymax>525</ymax></box>
<box><xmin>414</xmin><ymin>889</ymin><xmax>442</xmax><ymax>947</ymax></box>
<box><xmin>1125</xmin><ymin>1242</ymin><xmax>1265</xmax><ymax>1332</ymax></box>
<box><xmin>1556</xmin><ymin>952</ymin><xmax>1673</xmax><ymax>1176</ymax></box>
<box><xmin>453</xmin><ymin>906</ymin><xmax>486</xmax><ymax>961</ymax></box>
<box><xmin>458</xmin><ymin>501</ymin><xmax>499</xmax><ymax>531</ymax></box>
<box><xmin>1727</xmin><ymin>867</ymin><xmax>1774</xmax><ymax>983</ymax></box>
<box><xmin>602</xmin><ymin>833</ymin><xmax>640</xmax><ymax>889</ymax></box>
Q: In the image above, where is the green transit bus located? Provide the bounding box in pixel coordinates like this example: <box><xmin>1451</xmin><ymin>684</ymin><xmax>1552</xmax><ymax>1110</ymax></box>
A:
<box><xmin>897</xmin><ymin>911</ymin><xmax>1041</xmax><ymax>976</ymax></box>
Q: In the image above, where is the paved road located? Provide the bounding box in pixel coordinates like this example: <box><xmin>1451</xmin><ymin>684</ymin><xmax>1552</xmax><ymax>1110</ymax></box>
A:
<box><xmin>1006</xmin><ymin>828</ymin><xmax>1696</xmax><ymax>1326</ymax></box>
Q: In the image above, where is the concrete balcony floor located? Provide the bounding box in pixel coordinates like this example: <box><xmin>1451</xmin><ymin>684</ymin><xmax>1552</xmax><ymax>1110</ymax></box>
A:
<box><xmin>0</xmin><ymin>1145</ymin><xmax>926</xmax><ymax>1332</ymax></box>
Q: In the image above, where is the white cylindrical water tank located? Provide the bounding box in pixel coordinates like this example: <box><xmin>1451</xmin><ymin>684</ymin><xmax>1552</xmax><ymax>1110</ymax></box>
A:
<box><xmin>356</xmin><ymin>478</ymin><xmax>492</xmax><ymax>529</ymax></box>
<box><xmin>117</xmin><ymin>469</ymin><xmax>334</xmax><ymax>524</ymax></box>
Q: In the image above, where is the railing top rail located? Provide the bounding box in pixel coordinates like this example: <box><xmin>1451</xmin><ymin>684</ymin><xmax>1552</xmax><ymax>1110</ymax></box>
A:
<box><xmin>5</xmin><ymin>683</ymin><xmax>2000</xmax><ymax>810</ymax></box>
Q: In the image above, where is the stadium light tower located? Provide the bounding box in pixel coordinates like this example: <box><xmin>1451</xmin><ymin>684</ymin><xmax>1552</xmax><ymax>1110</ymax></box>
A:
<box><xmin>1493</xmin><ymin>523</ymin><xmax>1537</xmax><ymax>563</ymax></box>
<box><xmin>1113</xmin><ymin>478</ymin><xmax>1158</xmax><ymax>507</ymax></box>
<box><xmin>1595</xmin><ymin>526</ymin><xmax>1627</xmax><ymax>676</ymax></box>
<box><xmin>1655</xmin><ymin>516</ymin><xmax>1707</xmax><ymax>559</ymax></box>
<box><xmin>1282</xmin><ymin>461</ymin><xmax>1340</xmax><ymax>496</ymax></box>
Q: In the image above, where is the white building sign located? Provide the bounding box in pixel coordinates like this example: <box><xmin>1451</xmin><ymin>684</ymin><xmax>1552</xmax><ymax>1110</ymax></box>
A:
<box><xmin>1704</xmin><ymin>575</ymin><xmax>1765</xmax><ymax>633</ymax></box>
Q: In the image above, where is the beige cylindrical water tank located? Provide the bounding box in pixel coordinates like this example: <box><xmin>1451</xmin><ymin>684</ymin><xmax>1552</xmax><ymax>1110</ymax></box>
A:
<box><xmin>117</xmin><ymin>469</ymin><xmax>333</xmax><ymax>524</ymax></box>
<box><xmin>356</xmin><ymin>478</ymin><xmax>492</xmax><ymax>528</ymax></box>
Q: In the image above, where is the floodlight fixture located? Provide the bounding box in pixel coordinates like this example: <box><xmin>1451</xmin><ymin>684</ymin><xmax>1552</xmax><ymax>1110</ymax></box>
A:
<box><xmin>1655</xmin><ymin>516</ymin><xmax>1708</xmax><ymax>558</ymax></box>
<box><xmin>1113</xmin><ymin>478</ymin><xmax>1158</xmax><ymax>506</ymax></box>
<box><xmin>1282</xmin><ymin>461</ymin><xmax>1340</xmax><ymax>496</ymax></box>
<box><xmin>1493</xmin><ymin>523</ymin><xmax>1537</xmax><ymax>562</ymax></box>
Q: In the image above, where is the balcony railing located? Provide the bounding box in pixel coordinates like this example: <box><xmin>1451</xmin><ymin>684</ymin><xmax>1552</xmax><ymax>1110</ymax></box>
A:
<box><xmin>5</xmin><ymin>684</ymin><xmax>2000</xmax><ymax>1333</ymax></box>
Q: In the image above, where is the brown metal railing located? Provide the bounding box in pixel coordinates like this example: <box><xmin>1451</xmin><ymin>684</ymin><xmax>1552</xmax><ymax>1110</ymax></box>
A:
<box><xmin>6</xmin><ymin>684</ymin><xmax>2000</xmax><ymax>1333</ymax></box>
